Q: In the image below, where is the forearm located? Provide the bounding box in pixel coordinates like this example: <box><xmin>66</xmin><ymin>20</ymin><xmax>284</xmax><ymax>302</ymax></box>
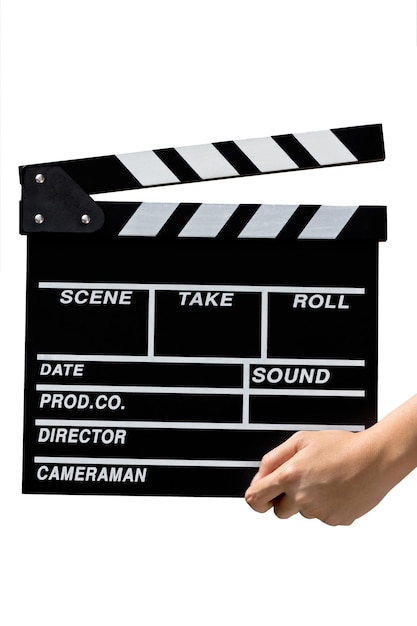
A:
<box><xmin>367</xmin><ymin>394</ymin><xmax>417</xmax><ymax>489</ymax></box>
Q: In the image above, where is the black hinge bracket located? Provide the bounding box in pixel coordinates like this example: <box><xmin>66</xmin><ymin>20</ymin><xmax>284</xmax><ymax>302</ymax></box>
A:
<box><xmin>20</xmin><ymin>165</ymin><xmax>105</xmax><ymax>234</ymax></box>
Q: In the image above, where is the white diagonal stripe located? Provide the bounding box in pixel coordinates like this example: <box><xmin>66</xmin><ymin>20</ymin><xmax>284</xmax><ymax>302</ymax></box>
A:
<box><xmin>116</xmin><ymin>151</ymin><xmax>179</xmax><ymax>186</ymax></box>
<box><xmin>176</xmin><ymin>143</ymin><xmax>238</xmax><ymax>179</ymax></box>
<box><xmin>179</xmin><ymin>204</ymin><xmax>238</xmax><ymax>238</ymax></box>
<box><xmin>235</xmin><ymin>137</ymin><xmax>298</xmax><ymax>172</ymax></box>
<box><xmin>294</xmin><ymin>130</ymin><xmax>357</xmax><ymax>165</ymax></box>
<box><xmin>298</xmin><ymin>205</ymin><xmax>359</xmax><ymax>239</ymax></box>
<box><xmin>239</xmin><ymin>204</ymin><xmax>298</xmax><ymax>238</ymax></box>
<box><xmin>119</xmin><ymin>202</ymin><xmax>179</xmax><ymax>236</ymax></box>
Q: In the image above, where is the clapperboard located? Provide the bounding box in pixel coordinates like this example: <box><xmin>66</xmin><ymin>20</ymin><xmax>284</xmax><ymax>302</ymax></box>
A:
<box><xmin>20</xmin><ymin>123</ymin><xmax>387</xmax><ymax>497</ymax></box>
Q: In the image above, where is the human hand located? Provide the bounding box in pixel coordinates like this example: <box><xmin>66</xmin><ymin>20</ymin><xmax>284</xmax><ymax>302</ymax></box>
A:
<box><xmin>244</xmin><ymin>428</ymin><xmax>394</xmax><ymax>526</ymax></box>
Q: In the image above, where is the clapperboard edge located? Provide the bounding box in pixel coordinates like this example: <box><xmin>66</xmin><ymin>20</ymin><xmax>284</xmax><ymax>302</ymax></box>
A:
<box><xmin>20</xmin><ymin>123</ymin><xmax>386</xmax><ymax>237</ymax></box>
<box><xmin>115</xmin><ymin>203</ymin><xmax>387</xmax><ymax>240</ymax></box>
<box><xmin>20</xmin><ymin>123</ymin><xmax>386</xmax><ymax>496</ymax></box>
<box><xmin>21</xmin><ymin>123</ymin><xmax>385</xmax><ymax>195</ymax></box>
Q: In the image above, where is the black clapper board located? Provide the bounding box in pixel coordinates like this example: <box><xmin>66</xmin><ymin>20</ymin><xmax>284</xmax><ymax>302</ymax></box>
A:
<box><xmin>20</xmin><ymin>124</ymin><xmax>387</xmax><ymax>497</ymax></box>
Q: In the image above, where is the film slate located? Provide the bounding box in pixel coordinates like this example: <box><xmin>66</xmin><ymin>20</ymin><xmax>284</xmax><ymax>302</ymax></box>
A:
<box><xmin>20</xmin><ymin>124</ymin><xmax>387</xmax><ymax>497</ymax></box>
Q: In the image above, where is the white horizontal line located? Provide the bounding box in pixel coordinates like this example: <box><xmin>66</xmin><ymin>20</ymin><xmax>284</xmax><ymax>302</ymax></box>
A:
<box><xmin>35</xmin><ymin>383</ymin><xmax>365</xmax><ymax>397</ymax></box>
<box><xmin>251</xmin><ymin>389</ymin><xmax>365</xmax><ymax>397</ymax></box>
<box><xmin>36</xmin><ymin>354</ymin><xmax>365</xmax><ymax>367</ymax></box>
<box><xmin>35</xmin><ymin>419</ymin><xmax>365</xmax><ymax>432</ymax></box>
<box><xmin>37</xmin><ymin>282</ymin><xmax>365</xmax><ymax>295</ymax></box>
<box><xmin>36</xmin><ymin>384</ymin><xmax>242</xmax><ymax>395</ymax></box>
<box><xmin>34</xmin><ymin>456</ymin><xmax>260</xmax><ymax>469</ymax></box>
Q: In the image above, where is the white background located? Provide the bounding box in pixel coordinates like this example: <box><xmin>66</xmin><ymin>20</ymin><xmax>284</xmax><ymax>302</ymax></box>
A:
<box><xmin>1</xmin><ymin>1</ymin><xmax>417</xmax><ymax>624</ymax></box>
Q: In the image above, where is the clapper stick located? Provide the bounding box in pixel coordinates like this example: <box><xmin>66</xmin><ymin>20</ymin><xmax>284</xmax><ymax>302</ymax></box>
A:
<box><xmin>19</xmin><ymin>123</ymin><xmax>387</xmax><ymax>497</ymax></box>
<box><xmin>20</xmin><ymin>123</ymin><xmax>385</xmax><ymax>234</ymax></box>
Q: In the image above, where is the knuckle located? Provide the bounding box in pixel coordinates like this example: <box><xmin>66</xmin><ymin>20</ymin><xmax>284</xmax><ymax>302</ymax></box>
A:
<box><xmin>260</xmin><ymin>450</ymin><xmax>274</xmax><ymax>469</ymax></box>
<box><xmin>244</xmin><ymin>490</ymin><xmax>255</xmax><ymax>507</ymax></box>
<box><xmin>291</xmin><ymin>430</ymin><xmax>308</xmax><ymax>447</ymax></box>
<box><xmin>278</xmin><ymin>464</ymin><xmax>293</xmax><ymax>484</ymax></box>
<box><xmin>326</xmin><ymin>517</ymin><xmax>354</xmax><ymax>526</ymax></box>
<box><xmin>244</xmin><ymin>489</ymin><xmax>263</xmax><ymax>513</ymax></box>
<box><xmin>323</xmin><ymin>514</ymin><xmax>355</xmax><ymax>527</ymax></box>
<box><xmin>280</xmin><ymin>461</ymin><xmax>301</xmax><ymax>486</ymax></box>
<box><xmin>274</xmin><ymin>507</ymin><xmax>293</xmax><ymax>520</ymax></box>
<box><xmin>292</xmin><ymin>430</ymin><xmax>305</xmax><ymax>443</ymax></box>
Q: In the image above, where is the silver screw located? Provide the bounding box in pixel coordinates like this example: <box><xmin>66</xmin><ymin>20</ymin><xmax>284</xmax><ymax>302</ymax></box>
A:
<box><xmin>35</xmin><ymin>173</ymin><xmax>45</xmax><ymax>184</ymax></box>
<box><xmin>81</xmin><ymin>214</ymin><xmax>91</xmax><ymax>225</ymax></box>
<box><xmin>34</xmin><ymin>214</ymin><xmax>45</xmax><ymax>224</ymax></box>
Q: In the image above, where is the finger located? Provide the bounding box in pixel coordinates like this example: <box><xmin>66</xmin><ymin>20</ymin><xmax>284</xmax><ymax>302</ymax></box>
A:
<box><xmin>273</xmin><ymin>493</ymin><xmax>300</xmax><ymax>520</ymax></box>
<box><xmin>257</xmin><ymin>433</ymin><xmax>302</xmax><ymax>479</ymax></box>
<box><xmin>245</xmin><ymin>470</ymin><xmax>286</xmax><ymax>513</ymax></box>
